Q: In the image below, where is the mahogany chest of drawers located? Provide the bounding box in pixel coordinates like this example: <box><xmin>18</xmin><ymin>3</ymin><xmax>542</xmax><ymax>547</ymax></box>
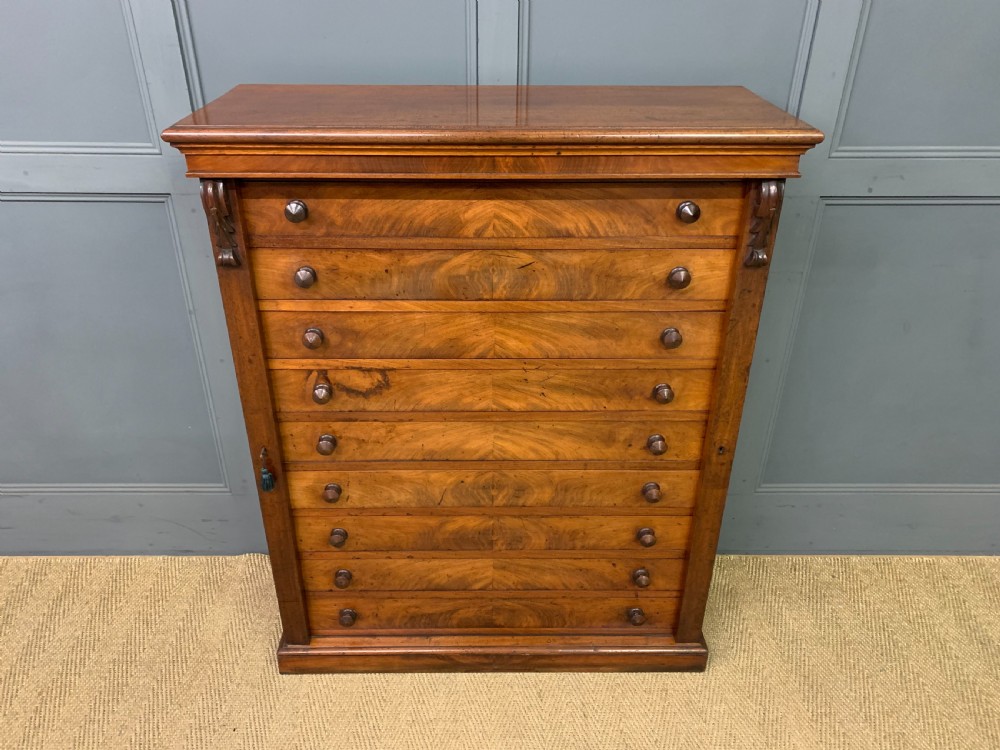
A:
<box><xmin>163</xmin><ymin>85</ymin><xmax>821</xmax><ymax>672</ymax></box>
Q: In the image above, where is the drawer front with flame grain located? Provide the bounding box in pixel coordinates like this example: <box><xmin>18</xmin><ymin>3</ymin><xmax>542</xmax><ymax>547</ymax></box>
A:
<box><xmin>285</xmin><ymin>469</ymin><xmax>700</xmax><ymax>510</ymax></box>
<box><xmin>261</xmin><ymin>310</ymin><xmax>726</xmax><ymax>360</ymax></box>
<box><xmin>307</xmin><ymin>593</ymin><xmax>681</xmax><ymax>633</ymax></box>
<box><xmin>252</xmin><ymin>247</ymin><xmax>736</xmax><ymax>301</ymax></box>
<box><xmin>241</xmin><ymin>181</ymin><xmax>744</xmax><ymax>243</ymax></box>
<box><xmin>270</xmin><ymin>367</ymin><xmax>715</xmax><ymax>414</ymax></box>
<box><xmin>299</xmin><ymin>556</ymin><xmax>686</xmax><ymax>593</ymax></box>
<box><xmin>293</xmin><ymin>514</ymin><xmax>692</xmax><ymax>552</ymax></box>
<box><xmin>279</xmin><ymin>418</ymin><xmax>706</xmax><ymax>463</ymax></box>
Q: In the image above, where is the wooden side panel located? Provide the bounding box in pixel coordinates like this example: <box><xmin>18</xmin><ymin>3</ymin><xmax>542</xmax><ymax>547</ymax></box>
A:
<box><xmin>676</xmin><ymin>180</ymin><xmax>781</xmax><ymax>643</ymax></box>
<box><xmin>252</xmin><ymin>247</ymin><xmax>737</xmax><ymax>301</ymax></box>
<box><xmin>286</xmin><ymin>469</ymin><xmax>701</xmax><ymax>510</ymax></box>
<box><xmin>201</xmin><ymin>180</ymin><xmax>309</xmax><ymax>644</ymax></box>
<box><xmin>279</xmin><ymin>418</ymin><xmax>706</xmax><ymax>462</ymax></box>
<box><xmin>294</xmin><ymin>514</ymin><xmax>692</xmax><ymax>552</ymax></box>
<box><xmin>270</xmin><ymin>367</ymin><xmax>716</xmax><ymax>414</ymax></box>
<box><xmin>241</xmin><ymin>181</ymin><xmax>744</xmax><ymax>241</ymax></box>
<box><xmin>307</xmin><ymin>593</ymin><xmax>681</xmax><ymax>632</ymax></box>
<box><xmin>261</xmin><ymin>310</ymin><xmax>726</xmax><ymax>359</ymax></box>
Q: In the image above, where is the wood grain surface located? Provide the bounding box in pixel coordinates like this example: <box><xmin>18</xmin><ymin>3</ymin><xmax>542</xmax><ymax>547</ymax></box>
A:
<box><xmin>163</xmin><ymin>85</ymin><xmax>824</xmax><ymax>146</ymax></box>
<box><xmin>278</xmin><ymin>634</ymin><xmax>706</xmax><ymax>672</ymax></box>
<box><xmin>286</xmin><ymin>468</ymin><xmax>700</xmax><ymax>509</ymax></box>
<box><xmin>270</xmin><ymin>367</ymin><xmax>715</xmax><ymax>414</ymax></box>
<box><xmin>183</xmin><ymin>151</ymin><xmax>815</xmax><ymax>182</ymax></box>
<box><xmin>202</xmin><ymin>181</ymin><xmax>309</xmax><ymax>645</ymax></box>
<box><xmin>279</xmin><ymin>418</ymin><xmax>706</xmax><ymax>462</ymax></box>
<box><xmin>306</xmin><ymin>592</ymin><xmax>680</xmax><ymax>632</ymax></box>
<box><xmin>268</xmin><ymin>357</ymin><xmax>719</xmax><ymax>371</ymax></box>
<box><xmin>259</xmin><ymin>300</ymin><xmax>727</xmax><ymax>312</ymax></box>
<box><xmin>241</xmin><ymin>181</ymin><xmax>743</xmax><ymax>241</ymax></box>
<box><xmin>164</xmin><ymin>86</ymin><xmax>821</xmax><ymax>181</ymax></box>
<box><xmin>163</xmin><ymin>85</ymin><xmax>820</xmax><ymax>672</ymax></box>
<box><xmin>676</xmin><ymin>180</ymin><xmax>785</xmax><ymax>644</ymax></box>
<box><xmin>299</xmin><ymin>556</ymin><xmax>686</xmax><ymax>592</ymax></box>
<box><xmin>251</xmin><ymin>246</ymin><xmax>736</xmax><ymax>301</ymax></box>
<box><xmin>261</xmin><ymin>310</ymin><xmax>725</xmax><ymax>359</ymax></box>
<box><xmin>294</xmin><ymin>514</ymin><xmax>692</xmax><ymax>552</ymax></box>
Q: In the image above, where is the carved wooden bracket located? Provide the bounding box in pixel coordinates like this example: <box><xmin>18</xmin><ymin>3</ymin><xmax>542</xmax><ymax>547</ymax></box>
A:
<box><xmin>200</xmin><ymin>180</ymin><xmax>240</xmax><ymax>267</ymax></box>
<box><xmin>744</xmin><ymin>179</ymin><xmax>784</xmax><ymax>268</ymax></box>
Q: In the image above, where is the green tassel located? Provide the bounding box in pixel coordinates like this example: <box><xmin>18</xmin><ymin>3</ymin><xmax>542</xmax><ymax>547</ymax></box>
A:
<box><xmin>260</xmin><ymin>465</ymin><xmax>276</xmax><ymax>492</ymax></box>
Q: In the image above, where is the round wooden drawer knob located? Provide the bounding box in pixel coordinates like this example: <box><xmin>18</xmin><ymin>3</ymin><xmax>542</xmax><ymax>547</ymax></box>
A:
<box><xmin>285</xmin><ymin>199</ymin><xmax>308</xmax><ymax>223</ymax></box>
<box><xmin>334</xmin><ymin>569</ymin><xmax>353</xmax><ymax>589</ymax></box>
<box><xmin>338</xmin><ymin>608</ymin><xmax>357</xmax><ymax>627</ymax></box>
<box><xmin>316</xmin><ymin>434</ymin><xmax>338</xmax><ymax>455</ymax></box>
<box><xmin>676</xmin><ymin>201</ymin><xmax>701</xmax><ymax>224</ymax></box>
<box><xmin>636</xmin><ymin>527</ymin><xmax>657</xmax><ymax>547</ymax></box>
<box><xmin>312</xmin><ymin>376</ymin><xmax>333</xmax><ymax>404</ymax></box>
<box><xmin>660</xmin><ymin>327</ymin><xmax>683</xmax><ymax>349</ymax></box>
<box><xmin>667</xmin><ymin>266</ymin><xmax>692</xmax><ymax>289</ymax></box>
<box><xmin>646</xmin><ymin>434</ymin><xmax>667</xmax><ymax>456</ymax></box>
<box><xmin>328</xmin><ymin>528</ymin><xmax>348</xmax><ymax>548</ymax></box>
<box><xmin>322</xmin><ymin>482</ymin><xmax>343</xmax><ymax>503</ymax></box>
<box><xmin>293</xmin><ymin>265</ymin><xmax>317</xmax><ymax>288</ymax></box>
<box><xmin>652</xmin><ymin>383</ymin><xmax>675</xmax><ymax>404</ymax></box>
<box><xmin>632</xmin><ymin>568</ymin><xmax>651</xmax><ymax>588</ymax></box>
<box><xmin>627</xmin><ymin>607</ymin><xmax>647</xmax><ymax>626</ymax></box>
<box><xmin>302</xmin><ymin>327</ymin><xmax>325</xmax><ymax>349</ymax></box>
<box><xmin>642</xmin><ymin>481</ymin><xmax>662</xmax><ymax>503</ymax></box>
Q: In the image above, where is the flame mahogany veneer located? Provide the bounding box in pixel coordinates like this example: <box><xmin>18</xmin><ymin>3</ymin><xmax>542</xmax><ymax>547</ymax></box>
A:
<box><xmin>163</xmin><ymin>85</ymin><xmax>821</xmax><ymax>672</ymax></box>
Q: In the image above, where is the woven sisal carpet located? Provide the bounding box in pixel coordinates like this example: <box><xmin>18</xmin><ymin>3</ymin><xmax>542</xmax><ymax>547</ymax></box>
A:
<box><xmin>0</xmin><ymin>555</ymin><xmax>997</xmax><ymax>750</ymax></box>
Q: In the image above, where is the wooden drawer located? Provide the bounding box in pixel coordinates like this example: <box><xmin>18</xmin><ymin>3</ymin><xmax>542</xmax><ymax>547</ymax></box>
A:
<box><xmin>252</xmin><ymin>247</ymin><xmax>736</xmax><ymax>301</ymax></box>
<box><xmin>270</xmin><ymin>367</ymin><xmax>715</xmax><ymax>414</ymax></box>
<box><xmin>307</xmin><ymin>593</ymin><xmax>681</xmax><ymax>633</ymax></box>
<box><xmin>240</xmin><ymin>181</ymin><xmax>744</xmax><ymax>242</ymax></box>
<box><xmin>300</xmin><ymin>556</ymin><xmax>686</xmax><ymax>592</ymax></box>
<box><xmin>294</xmin><ymin>514</ymin><xmax>692</xmax><ymax>552</ymax></box>
<box><xmin>280</xmin><ymin>418</ymin><xmax>706</xmax><ymax>463</ymax></box>
<box><xmin>286</xmin><ymin>469</ymin><xmax>700</xmax><ymax>510</ymax></box>
<box><xmin>261</xmin><ymin>311</ymin><xmax>725</xmax><ymax>359</ymax></box>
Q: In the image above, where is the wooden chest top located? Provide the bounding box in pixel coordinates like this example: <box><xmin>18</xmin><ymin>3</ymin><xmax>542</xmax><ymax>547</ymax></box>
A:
<box><xmin>162</xmin><ymin>85</ymin><xmax>822</xmax><ymax>180</ymax></box>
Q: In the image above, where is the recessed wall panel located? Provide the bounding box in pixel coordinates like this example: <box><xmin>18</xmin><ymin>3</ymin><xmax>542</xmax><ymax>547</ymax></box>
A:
<box><xmin>188</xmin><ymin>0</ymin><xmax>472</xmax><ymax>101</ymax></box>
<box><xmin>0</xmin><ymin>199</ymin><xmax>221</xmax><ymax>486</ymax></box>
<box><xmin>0</xmin><ymin>0</ymin><xmax>152</xmax><ymax>147</ymax></box>
<box><xmin>763</xmin><ymin>202</ymin><xmax>1000</xmax><ymax>486</ymax></box>
<box><xmin>524</xmin><ymin>0</ymin><xmax>812</xmax><ymax>107</ymax></box>
<box><xmin>839</xmin><ymin>1</ymin><xmax>1000</xmax><ymax>150</ymax></box>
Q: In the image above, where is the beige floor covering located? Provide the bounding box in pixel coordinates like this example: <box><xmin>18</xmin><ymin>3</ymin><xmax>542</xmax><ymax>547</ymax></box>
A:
<box><xmin>0</xmin><ymin>555</ymin><xmax>997</xmax><ymax>750</ymax></box>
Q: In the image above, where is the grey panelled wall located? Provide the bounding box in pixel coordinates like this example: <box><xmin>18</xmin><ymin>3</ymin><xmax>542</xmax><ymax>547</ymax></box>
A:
<box><xmin>182</xmin><ymin>0</ymin><xmax>477</xmax><ymax>104</ymax></box>
<box><xmin>0</xmin><ymin>198</ymin><xmax>221</xmax><ymax>485</ymax></box>
<box><xmin>0</xmin><ymin>0</ymin><xmax>264</xmax><ymax>553</ymax></box>
<box><xmin>762</xmin><ymin>202</ymin><xmax>1000</xmax><ymax>487</ymax></box>
<box><xmin>0</xmin><ymin>0</ymin><xmax>997</xmax><ymax>553</ymax></box>
<box><xmin>0</xmin><ymin>0</ymin><xmax>156</xmax><ymax>149</ymax></box>
<box><xmin>724</xmin><ymin>0</ymin><xmax>1000</xmax><ymax>553</ymax></box>
<box><xmin>834</xmin><ymin>0</ymin><xmax>1000</xmax><ymax>153</ymax></box>
<box><xmin>521</xmin><ymin>0</ymin><xmax>815</xmax><ymax>108</ymax></box>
